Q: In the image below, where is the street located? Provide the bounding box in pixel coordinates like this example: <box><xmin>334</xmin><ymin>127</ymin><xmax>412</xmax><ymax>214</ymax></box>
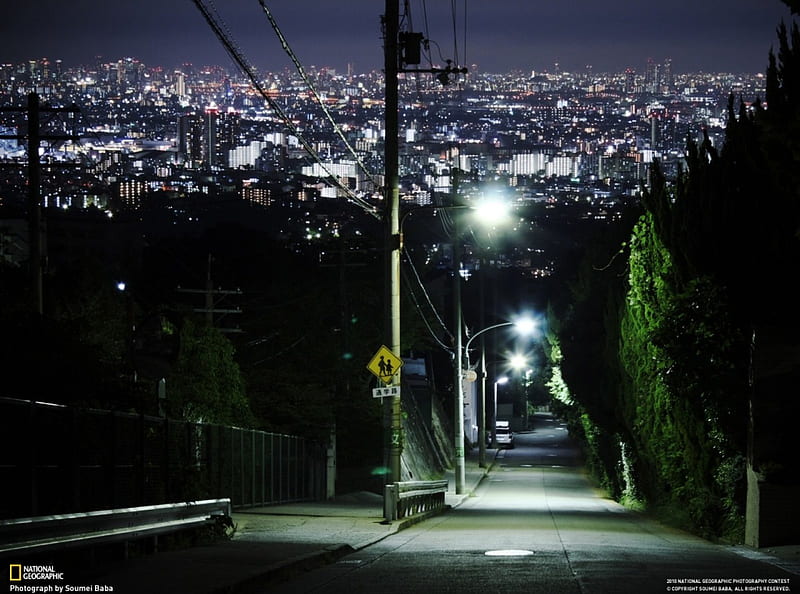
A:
<box><xmin>265</xmin><ymin>414</ymin><xmax>798</xmax><ymax>594</ymax></box>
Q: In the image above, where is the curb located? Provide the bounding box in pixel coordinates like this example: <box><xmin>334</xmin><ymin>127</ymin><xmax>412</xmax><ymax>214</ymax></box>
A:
<box><xmin>213</xmin><ymin>543</ymin><xmax>356</xmax><ymax>594</ymax></box>
<box><xmin>220</xmin><ymin>502</ymin><xmax>456</xmax><ymax>593</ymax></box>
<box><xmin>221</xmin><ymin>462</ymin><xmax>495</xmax><ymax>593</ymax></box>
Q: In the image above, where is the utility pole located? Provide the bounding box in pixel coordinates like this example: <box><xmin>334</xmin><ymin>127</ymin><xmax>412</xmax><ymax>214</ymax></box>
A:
<box><xmin>452</xmin><ymin>168</ymin><xmax>466</xmax><ymax>493</ymax></box>
<box><xmin>384</xmin><ymin>0</ymin><xmax>403</xmax><ymax>485</ymax></box>
<box><xmin>382</xmin><ymin>1</ymin><xmax>468</xmax><ymax>487</ymax></box>
<box><xmin>176</xmin><ymin>254</ymin><xmax>243</xmax><ymax>333</ymax></box>
<box><xmin>0</xmin><ymin>93</ymin><xmax>80</xmax><ymax>315</ymax></box>
<box><xmin>478</xmin><ymin>256</ymin><xmax>487</xmax><ymax>468</ymax></box>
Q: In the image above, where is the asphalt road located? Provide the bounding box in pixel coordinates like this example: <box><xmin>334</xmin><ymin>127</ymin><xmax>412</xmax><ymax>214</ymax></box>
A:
<box><xmin>263</xmin><ymin>414</ymin><xmax>798</xmax><ymax>594</ymax></box>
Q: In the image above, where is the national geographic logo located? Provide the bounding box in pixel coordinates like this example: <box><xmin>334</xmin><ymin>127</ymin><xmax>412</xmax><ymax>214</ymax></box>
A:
<box><xmin>9</xmin><ymin>564</ymin><xmax>64</xmax><ymax>593</ymax></box>
<box><xmin>9</xmin><ymin>564</ymin><xmax>22</xmax><ymax>581</ymax></box>
<box><xmin>8</xmin><ymin>564</ymin><xmax>64</xmax><ymax>581</ymax></box>
<box><xmin>8</xmin><ymin>563</ymin><xmax>114</xmax><ymax>592</ymax></box>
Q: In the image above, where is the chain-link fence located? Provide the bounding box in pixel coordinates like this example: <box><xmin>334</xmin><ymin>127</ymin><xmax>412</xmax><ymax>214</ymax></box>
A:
<box><xmin>0</xmin><ymin>397</ymin><xmax>327</xmax><ymax>519</ymax></box>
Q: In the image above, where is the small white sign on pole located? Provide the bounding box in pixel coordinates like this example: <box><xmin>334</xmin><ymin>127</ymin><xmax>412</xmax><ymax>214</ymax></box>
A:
<box><xmin>372</xmin><ymin>386</ymin><xmax>401</xmax><ymax>399</ymax></box>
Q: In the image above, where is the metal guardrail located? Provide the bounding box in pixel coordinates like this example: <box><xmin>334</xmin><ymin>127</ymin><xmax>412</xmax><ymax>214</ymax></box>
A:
<box><xmin>0</xmin><ymin>397</ymin><xmax>326</xmax><ymax>518</ymax></box>
<box><xmin>0</xmin><ymin>498</ymin><xmax>231</xmax><ymax>557</ymax></box>
<box><xmin>383</xmin><ymin>480</ymin><xmax>448</xmax><ymax>522</ymax></box>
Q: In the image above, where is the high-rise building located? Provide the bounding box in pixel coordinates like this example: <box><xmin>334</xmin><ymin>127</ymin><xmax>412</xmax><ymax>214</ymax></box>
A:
<box><xmin>645</xmin><ymin>58</ymin><xmax>660</xmax><ymax>94</ymax></box>
<box><xmin>173</xmin><ymin>71</ymin><xmax>186</xmax><ymax>97</ymax></box>
<box><xmin>662</xmin><ymin>58</ymin><xmax>674</xmax><ymax>92</ymax></box>
<box><xmin>624</xmin><ymin>68</ymin><xmax>636</xmax><ymax>94</ymax></box>
<box><xmin>176</xmin><ymin>114</ymin><xmax>204</xmax><ymax>166</ymax></box>
<box><xmin>178</xmin><ymin>106</ymin><xmax>242</xmax><ymax>169</ymax></box>
<box><xmin>644</xmin><ymin>57</ymin><xmax>674</xmax><ymax>94</ymax></box>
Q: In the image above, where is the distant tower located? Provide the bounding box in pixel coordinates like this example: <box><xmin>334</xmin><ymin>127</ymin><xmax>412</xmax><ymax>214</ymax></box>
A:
<box><xmin>662</xmin><ymin>58</ymin><xmax>673</xmax><ymax>92</ymax></box>
<box><xmin>177</xmin><ymin>114</ymin><xmax>204</xmax><ymax>167</ymax></box>
<box><xmin>204</xmin><ymin>105</ymin><xmax>219</xmax><ymax>167</ymax></box>
<box><xmin>217</xmin><ymin>108</ymin><xmax>240</xmax><ymax>166</ymax></box>
<box><xmin>650</xmin><ymin>114</ymin><xmax>661</xmax><ymax>149</ymax></box>
<box><xmin>624</xmin><ymin>68</ymin><xmax>636</xmax><ymax>94</ymax></box>
<box><xmin>199</xmin><ymin>106</ymin><xmax>240</xmax><ymax>168</ymax></box>
<box><xmin>645</xmin><ymin>58</ymin><xmax>658</xmax><ymax>93</ymax></box>
<box><xmin>174</xmin><ymin>71</ymin><xmax>186</xmax><ymax>97</ymax></box>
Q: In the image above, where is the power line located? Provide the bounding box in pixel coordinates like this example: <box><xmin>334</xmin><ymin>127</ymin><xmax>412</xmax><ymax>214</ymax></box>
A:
<box><xmin>402</xmin><ymin>245</ymin><xmax>453</xmax><ymax>341</ymax></box>
<box><xmin>191</xmin><ymin>0</ymin><xmax>380</xmax><ymax>219</ymax></box>
<box><xmin>257</xmin><ymin>0</ymin><xmax>380</xmax><ymax>190</ymax></box>
<box><xmin>401</xmin><ymin>262</ymin><xmax>454</xmax><ymax>354</ymax></box>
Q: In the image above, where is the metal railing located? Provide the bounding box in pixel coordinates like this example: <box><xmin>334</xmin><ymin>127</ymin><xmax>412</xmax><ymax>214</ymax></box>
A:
<box><xmin>0</xmin><ymin>397</ymin><xmax>326</xmax><ymax>519</ymax></box>
<box><xmin>0</xmin><ymin>498</ymin><xmax>231</xmax><ymax>557</ymax></box>
<box><xmin>383</xmin><ymin>480</ymin><xmax>449</xmax><ymax>522</ymax></box>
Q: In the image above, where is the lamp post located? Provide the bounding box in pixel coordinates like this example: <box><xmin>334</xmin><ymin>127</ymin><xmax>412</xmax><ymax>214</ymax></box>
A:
<box><xmin>464</xmin><ymin>317</ymin><xmax>536</xmax><ymax>458</ymax></box>
<box><xmin>463</xmin><ymin>318</ymin><xmax>537</xmax><ymax>362</ymax></box>
<box><xmin>400</xmin><ymin>198</ymin><xmax>511</xmax><ymax>490</ymax></box>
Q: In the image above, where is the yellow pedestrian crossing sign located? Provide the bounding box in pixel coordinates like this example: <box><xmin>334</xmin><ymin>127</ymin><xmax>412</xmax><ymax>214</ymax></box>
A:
<box><xmin>367</xmin><ymin>345</ymin><xmax>403</xmax><ymax>384</ymax></box>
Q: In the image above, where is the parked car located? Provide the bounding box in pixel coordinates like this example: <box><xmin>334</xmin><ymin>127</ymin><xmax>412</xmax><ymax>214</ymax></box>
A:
<box><xmin>495</xmin><ymin>421</ymin><xmax>514</xmax><ymax>449</ymax></box>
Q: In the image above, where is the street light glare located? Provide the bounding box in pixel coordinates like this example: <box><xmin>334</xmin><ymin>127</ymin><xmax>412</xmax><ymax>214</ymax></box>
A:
<box><xmin>496</xmin><ymin>376</ymin><xmax>509</xmax><ymax>385</ymax></box>
<box><xmin>473</xmin><ymin>198</ymin><xmax>511</xmax><ymax>226</ymax></box>
<box><xmin>513</xmin><ymin>316</ymin><xmax>537</xmax><ymax>336</ymax></box>
<box><xmin>509</xmin><ymin>354</ymin><xmax>527</xmax><ymax>370</ymax></box>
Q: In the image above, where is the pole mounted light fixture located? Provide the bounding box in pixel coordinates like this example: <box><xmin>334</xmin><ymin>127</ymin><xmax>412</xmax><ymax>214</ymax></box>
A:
<box><xmin>464</xmin><ymin>316</ymin><xmax>538</xmax><ymax>365</ymax></box>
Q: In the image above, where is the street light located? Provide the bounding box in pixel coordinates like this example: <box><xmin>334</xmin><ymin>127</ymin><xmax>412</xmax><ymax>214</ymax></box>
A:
<box><xmin>454</xmin><ymin>315</ymin><xmax>536</xmax><ymax>481</ymax></box>
<box><xmin>472</xmin><ymin>197</ymin><xmax>512</xmax><ymax>228</ymax></box>
<box><xmin>399</xmin><ymin>198</ymin><xmax>513</xmax><ymax>492</ymax></box>
<box><xmin>508</xmin><ymin>353</ymin><xmax>528</xmax><ymax>371</ymax></box>
<box><xmin>398</xmin><ymin>198</ymin><xmax>511</xmax><ymax>239</ymax></box>
<box><xmin>450</xmin><ymin>190</ymin><xmax>515</xmax><ymax>492</ymax></box>
<box><xmin>464</xmin><ymin>316</ymin><xmax>538</xmax><ymax>366</ymax></box>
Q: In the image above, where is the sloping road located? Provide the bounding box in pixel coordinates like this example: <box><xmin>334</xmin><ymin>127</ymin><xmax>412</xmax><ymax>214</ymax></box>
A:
<box><xmin>265</xmin><ymin>414</ymin><xmax>798</xmax><ymax>594</ymax></box>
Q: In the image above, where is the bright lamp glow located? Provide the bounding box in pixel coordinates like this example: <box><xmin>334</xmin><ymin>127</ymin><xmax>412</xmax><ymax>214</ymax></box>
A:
<box><xmin>513</xmin><ymin>316</ymin><xmax>537</xmax><ymax>336</ymax></box>
<box><xmin>472</xmin><ymin>197</ymin><xmax>511</xmax><ymax>226</ymax></box>
<box><xmin>509</xmin><ymin>354</ymin><xmax>527</xmax><ymax>370</ymax></box>
<box><xmin>496</xmin><ymin>376</ymin><xmax>509</xmax><ymax>385</ymax></box>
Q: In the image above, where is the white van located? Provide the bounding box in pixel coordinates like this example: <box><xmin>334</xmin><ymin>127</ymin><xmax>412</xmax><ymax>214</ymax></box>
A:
<box><xmin>495</xmin><ymin>420</ymin><xmax>514</xmax><ymax>449</ymax></box>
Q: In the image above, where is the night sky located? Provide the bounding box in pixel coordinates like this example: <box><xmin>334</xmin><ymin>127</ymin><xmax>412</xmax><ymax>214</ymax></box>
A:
<box><xmin>1</xmin><ymin>1</ymin><xmax>795</xmax><ymax>75</ymax></box>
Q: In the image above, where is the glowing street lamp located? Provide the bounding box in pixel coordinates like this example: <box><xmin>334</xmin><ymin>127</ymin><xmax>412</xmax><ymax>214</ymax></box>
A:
<box><xmin>472</xmin><ymin>197</ymin><xmax>512</xmax><ymax>227</ymax></box>
<box><xmin>508</xmin><ymin>353</ymin><xmax>528</xmax><ymax>371</ymax></box>
<box><xmin>464</xmin><ymin>316</ymin><xmax>538</xmax><ymax>364</ymax></box>
<box><xmin>460</xmin><ymin>316</ymin><xmax>535</xmax><ymax>470</ymax></box>
<box><xmin>400</xmin><ymin>196</ymin><xmax>515</xmax><ymax>493</ymax></box>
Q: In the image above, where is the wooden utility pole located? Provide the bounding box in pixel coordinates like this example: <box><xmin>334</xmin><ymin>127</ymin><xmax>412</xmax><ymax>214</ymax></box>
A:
<box><xmin>382</xmin><ymin>1</ymin><xmax>468</xmax><ymax>488</ymax></box>
<box><xmin>176</xmin><ymin>255</ymin><xmax>243</xmax><ymax>333</ymax></box>
<box><xmin>384</xmin><ymin>0</ymin><xmax>402</xmax><ymax>485</ymax></box>
<box><xmin>0</xmin><ymin>93</ymin><xmax>80</xmax><ymax>315</ymax></box>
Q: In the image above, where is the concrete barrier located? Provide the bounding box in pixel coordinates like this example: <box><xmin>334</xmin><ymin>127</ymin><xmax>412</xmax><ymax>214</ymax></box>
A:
<box><xmin>383</xmin><ymin>480</ymin><xmax>448</xmax><ymax>522</ymax></box>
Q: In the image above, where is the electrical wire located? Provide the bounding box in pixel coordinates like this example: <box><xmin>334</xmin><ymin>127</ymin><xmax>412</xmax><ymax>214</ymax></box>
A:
<box><xmin>191</xmin><ymin>0</ymin><xmax>380</xmax><ymax>219</ymax></box>
<box><xmin>451</xmin><ymin>0</ymin><xmax>459</xmax><ymax>68</ymax></box>
<box><xmin>257</xmin><ymin>0</ymin><xmax>379</xmax><ymax>190</ymax></box>
<box><xmin>401</xmin><ymin>257</ymin><xmax>454</xmax><ymax>354</ymax></box>
<box><xmin>463</xmin><ymin>0</ymin><xmax>468</xmax><ymax>70</ymax></box>
<box><xmin>402</xmin><ymin>244</ymin><xmax>453</xmax><ymax>341</ymax></box>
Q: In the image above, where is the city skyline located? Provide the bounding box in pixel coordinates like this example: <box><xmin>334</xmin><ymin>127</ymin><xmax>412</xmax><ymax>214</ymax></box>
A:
<box><xmin>2</xmin><ymin>1</ymin><xmax>795</xmax><ymax>75</ymax></box>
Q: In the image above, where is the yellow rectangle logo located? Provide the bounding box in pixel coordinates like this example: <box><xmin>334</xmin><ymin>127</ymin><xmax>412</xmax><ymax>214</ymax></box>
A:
<box><xmin>9</xmin><ymin>564</ymin><xmax>22</xmax><ymax>581</ymax></box>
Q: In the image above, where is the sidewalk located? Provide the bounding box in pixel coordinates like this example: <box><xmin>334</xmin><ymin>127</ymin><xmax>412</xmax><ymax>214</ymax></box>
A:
<box><xmin>65</xmin><ymin>451</ymin><xmax>495</xmax><ymax>594</ymax></box>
